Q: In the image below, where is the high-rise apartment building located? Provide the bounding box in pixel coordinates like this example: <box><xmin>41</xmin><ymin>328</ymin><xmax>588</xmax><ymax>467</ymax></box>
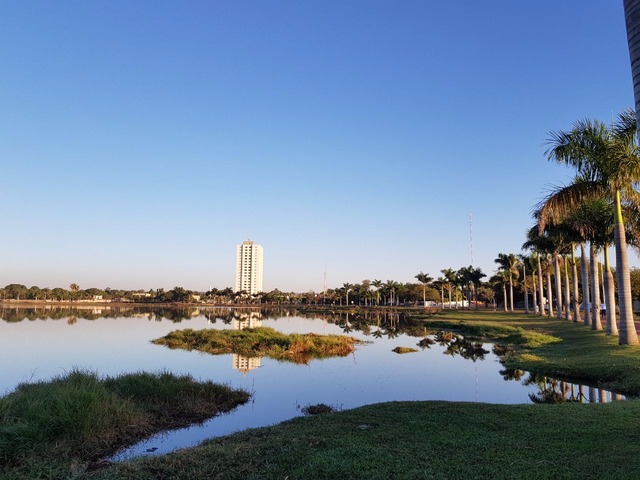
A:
<box><xmin>234</xmin><ymin>240</ymin><xmax>263</xmax><ymax>295</ymax></box>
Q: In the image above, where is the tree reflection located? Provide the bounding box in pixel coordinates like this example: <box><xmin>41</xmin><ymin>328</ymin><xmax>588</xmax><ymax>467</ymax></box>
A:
<box><xmin>522</xmin><ymin>373</ymin><xmax>583</xmax><ymax>404</ymax></box>
<box><xmin>0</xmin><ymin>306</ymin><xmax>293</xmax><ymax>324</ymax></box>
<box><xmin>499</xmin><ymin>368</ymin><xmax>526</xmax><ymax>381</ymax></box>
<box><xmin>417</xmin><ymin>337</ymin><xmax>435</xmax><ymax>349</ymax></box>
<box><xmin>385</xmin><ymin>328</ymin><xmax>399</xmax><ymax>339</ymax></box>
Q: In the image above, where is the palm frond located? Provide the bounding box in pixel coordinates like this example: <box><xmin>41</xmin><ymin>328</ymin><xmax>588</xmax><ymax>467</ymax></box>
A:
<box><xmin>536</xmin><ymin>181</ymin><xmax>607</xmax><ymax>232</ymax></box>
<box><xmin>613</xmin><ymin>107</ymin><xmax>637</xmax><ymax>144</ymax></box>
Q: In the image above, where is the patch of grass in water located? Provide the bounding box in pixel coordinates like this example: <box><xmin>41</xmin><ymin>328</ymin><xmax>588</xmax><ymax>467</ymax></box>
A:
<box><xmin>152</xmin><ymin>326</ymin><xmax>364</xmax><ymax>364</ymax></box>
<box><xmin>0</xmin><ymin>369</ymin><xmax>249</xmax><ymax>479</ymax></box>
<box><xmin>391</xmin><ymin>346</ymin><xmax>418</xmax><ymax>354</ymax></box>
<box><xmin>300</xmin><ymin>403</ymin><xmax>335</xmax><ymax>415</ymax></box>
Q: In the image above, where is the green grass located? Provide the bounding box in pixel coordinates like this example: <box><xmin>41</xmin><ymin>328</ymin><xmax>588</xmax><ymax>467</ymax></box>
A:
<box><xmin>414</xmin><ymin>310</ymin><xmax>640</xmax><ymax>396</ymax></box>
<box><xmin>153</xmin><ymin>326</ymin><xmax>364</xmax><ymax>364</ymax></box>
<box><xmin>0</xmin><ymin>370</ymin><xmax>250</xmax><ymax>479</ymax></box>
<box><xmin>83</xmin><ymin>400</ymin><xmax>640</xmax><ymax>480</ymax></box>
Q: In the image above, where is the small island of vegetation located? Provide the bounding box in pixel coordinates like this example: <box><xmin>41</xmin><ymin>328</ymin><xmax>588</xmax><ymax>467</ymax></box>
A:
<box><xmin>0</xmin><ymin>370</ymin><xmax>250</xmax><ymax>479</ymax></box>
<box><xmin>152</xmin><ymin>326</ymin><xmax>364</xmax><ymax>364</ymax></box>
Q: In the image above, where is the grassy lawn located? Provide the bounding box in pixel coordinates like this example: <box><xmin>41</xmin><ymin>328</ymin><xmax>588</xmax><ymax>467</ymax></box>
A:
<box><xmin>84</xmin><ymin>400</ymin><xmax>640</xmax><ymax>480</ymax></box>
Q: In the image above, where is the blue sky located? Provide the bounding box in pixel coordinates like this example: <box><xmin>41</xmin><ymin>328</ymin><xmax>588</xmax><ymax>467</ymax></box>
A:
<box><xmin>0</xmin><ymin>1</ymin><xmax>636</xmax><ymax>292</ymax></box>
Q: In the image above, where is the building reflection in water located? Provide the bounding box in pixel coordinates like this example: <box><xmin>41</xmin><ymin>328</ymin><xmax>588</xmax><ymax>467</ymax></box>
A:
<box><xmin>232</xmin><ymin>354</ymin><xmax>262</xmax><ymax>374</ymax></box>
<box><xmin>232</xmin><ymin>311</ymin><xmax>263</xmax><ymax>330</ymax></box>
<box><xmin>231</xmin><ymin>312</ymin><xmax>263</xmax><ymax>374</ymax></box>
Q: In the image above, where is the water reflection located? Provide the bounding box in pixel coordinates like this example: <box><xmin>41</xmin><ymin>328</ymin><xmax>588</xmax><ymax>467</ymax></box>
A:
<box><xmin>231</xmin><ymin>314</ymin><xmax>263</xmax><ymax>373</ymax></box>
<box><xmin>231</xmin><ymin>355</ymin><xmax>262</xmax><ymax>374</ymax></box>
<box><xmin>0</xmin><ymin>305</ymin><xmax>290</xmax><ymax>324</ymax></box>
<box><xmin>499</xmin><ymin>369</ymin><xmax>626</xmax><ymax>404</ymax></box>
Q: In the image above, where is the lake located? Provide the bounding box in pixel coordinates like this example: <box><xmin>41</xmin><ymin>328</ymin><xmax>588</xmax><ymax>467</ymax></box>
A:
<box><xmin>0</xmin><ymin>305</ymin><xmax>620</xmax><ymax>459</ymax></box>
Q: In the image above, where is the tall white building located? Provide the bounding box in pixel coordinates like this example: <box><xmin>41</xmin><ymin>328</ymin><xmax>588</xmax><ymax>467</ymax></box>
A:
<box><xmin>234</xmin><ymin>240</ymin><xmax>263</xmax><ymax>295</ymax></box>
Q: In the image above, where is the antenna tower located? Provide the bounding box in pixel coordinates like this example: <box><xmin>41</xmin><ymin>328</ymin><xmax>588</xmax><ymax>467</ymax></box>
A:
<box><xmin>469</xmin><ymin>212</ymin><xmax>474</xmax><ymax>265</ymax></box>
<box><xmin>323</xmin><ymin>262</ymin><xmax>327</xmax><ymax>295</ymax></box>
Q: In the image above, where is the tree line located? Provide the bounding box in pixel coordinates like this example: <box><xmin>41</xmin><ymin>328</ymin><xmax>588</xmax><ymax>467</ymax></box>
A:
<box><xmin>519</xmin><ymin>108</ymin><xmax>640</xmax><ymax>345</ymax></box>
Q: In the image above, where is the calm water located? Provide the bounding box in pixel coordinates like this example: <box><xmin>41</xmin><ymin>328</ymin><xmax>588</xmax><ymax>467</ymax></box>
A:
<box><xmin>0</xmin><ymin>305</ymin><xmax>619</xmax><ymax>459</ymax></box>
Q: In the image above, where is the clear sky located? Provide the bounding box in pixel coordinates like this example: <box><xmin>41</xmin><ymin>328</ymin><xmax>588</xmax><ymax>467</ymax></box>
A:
<box><xmin>1</xmin><ymin>1</ymin><xmax>636</xmax><ymax>293</ymax></box>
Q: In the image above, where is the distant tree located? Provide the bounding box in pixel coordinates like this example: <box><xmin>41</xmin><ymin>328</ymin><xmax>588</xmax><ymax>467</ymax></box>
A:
<box><xmin>466</xmin><ymin>267</ymin><xmax>487</xmax><ymax>309</ymax></box>
<box><xmin>477</xmin><ymin>285</ymin><xmax>495</xmax><ymax>307</ymax></box>
<box><xmin>51</xmin><ymin>288</ymin><xmax>69</xmax><ymax>301</ymax></box>
<box><xmin>4</xmin><ymin>284</ymin><xmax>28</xmax><ymax>300</ymax></box>
<box><xmin>440</xmin><ymin>268</ymin><xmax>457</xmax><ymax>308</ymax></box>
<box><xmin>69</xmin><ymin>283</ymin><xmax>80</xmax><ymax>301</ymax></box>
<box><xmin>371</xmin><ymin>279</ymin><xmax>383</xmax><ymax>305</ymax></box>
<box><xmin>414</xmin><ymin>272</ymin><xmax>433</xmax><ymax>307</ymax></box>
<box><xmin>26</xmin><ymin>286</ymin><xmax>41</xmax><ymax>300</ymax></box>
<box><xmin>494</xmin><ymin>254</ymin><xmax>519</xmax><ymax>311</ymax></box>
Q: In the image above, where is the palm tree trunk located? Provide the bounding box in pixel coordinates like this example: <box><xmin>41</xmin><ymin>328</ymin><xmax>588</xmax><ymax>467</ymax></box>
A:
<box><xmin>614</xmin><ymin>191</ymin><xmax>639</xmax><ymax>344</ymax></box>
<box><xmin>503</xmin><ymin>284</ymin><xmax>508</xmax><ymax>312</ymax></box>
<box><xmin>553</xmin><ymin>254</ymin><xmax>563</xmax><ymax>319</ymax></box>
<box><xmin>563</xmin><ymin>256</ymin><xmax>571</xmax><ymax>321</ymax></box>
<box><xmin>523</xmin><ymin>264</ymin><xmax>529</xmax><ymax>314</ymax></box>
<box><xmin>580</xmin><ymin>243</ymin><xmax>591</xmax><ymax>326</ymax></box>
<box><xmin>590</xmin><ymin>243</ymin><xmax>603</xmax><ymax>331</ymax></box>
<box><xmin>571</xmin><ymin>249</ymin><xmax>580</xmax><ymax>323</ymax></box>
<box><xmin>537</xmin><ymin>255</ymin><xmax>545</xmax><ymax>316</ymax></box>
<box><xmin>546</xmin><ymin>255</ymin><xmax>554</xmax><ymax>317</ymax></box>
<box><xmin>532</xmin><ymin>272</ymin><xmax>539</xmax><ymax>314</ymax></box>
<box><xmin>509</xmin><ymin>273</ymin><xmax>514</xmax><ymax>311</ymax></box>
<box><xmin>474</xmin><ymin>282</ymin><xmax>480</xmax><ymax>310</ymax></box>
<box><xmin>603</xmin><ymin>247</ymin><xmax>618</xmax><ymax>336</ymax></box>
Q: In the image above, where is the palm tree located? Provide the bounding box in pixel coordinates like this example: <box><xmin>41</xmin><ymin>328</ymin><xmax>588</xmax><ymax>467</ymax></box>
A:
<box><xmin>360</xmin><ymin>279</ymin><xmax>372</xmax><ymax>306</ymax></box>
<box><xmin>414</xmin><ymin>272</ymin><xmax>433</xmax><ymax>307</ymax></box>
<box><xmin>568</xmin><ymin>198</ymin><xmax>621</xmax><ymax>332</ymax></box>
<box><xmin>371</xmin><ymin>279</ymin><xmax>383</xmax><ymax>306</ymax></box>
<box><xmin>69</xmin><ymin>283</ymin><xmax>80</xmax><ymax>302</ymax></box>
<box><xmin>541</xmin><ymin>110</ymin><xmax>640</xmax><ymax>344</ymax></box>
<box><xmin>523</xmin><ymin>225</ymin><xmax>561</xmax><ymax>317</ymax></box>
<box><xmin>441</xmin><ymin>268</ymin><xmax>457</xmax><ymax>308</ymax></box>
<box><xmin>383</xmin><ymin>280</ymin><xmax>400</xmax><ymax>306</ymax></box>
<box><xmin>491</xmin><ymin>271</ymin><xmax>510</xmax><ymax>311</ymax></box>
<box><xmin>518</xmin><ymin>255</ymin><xmax>531</xmax><ymax>314</ymax></box>
<box><xmin>569</xmin><ymin>247</ymin><xmax>581</xmax><ymax>323</ymax></box>
<box><xmin>494</xmin><ymin>253</ymin><xmax>520</xmax><ymax>311</ymax></box>
<box><xmin>522</xmin><ymin>254</ymin><xmax>539</xmax><ymax>314</ymax></box>
<box><xmin>466</xmin><ymin>266</ymin><xmax>486</xmax><ymax>310</ymax></box>
<box><xmin>457</xmin><ymin>266</ymin><xmax>472</xmax><ymax>309</ymax></box>
<box><xmin>433</xmin><ymin>276</ymin><xmax>446</xmax><ymax>307</ymax></box>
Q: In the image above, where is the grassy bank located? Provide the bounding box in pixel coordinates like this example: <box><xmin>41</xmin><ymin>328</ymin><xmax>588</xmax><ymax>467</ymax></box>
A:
<box><xmin>412</xmin><ymin>309</ymin><xmax>640</xmax><ymax>396</ymax></box>
<box><xmin>0</xmin><ymin>370</ymin><xmax>250</xmax><ymax>479</ymax></box>
<box><xmin>83</xmin><ymin>400</ymin><xmax>640</xmax><ymax>480</ymax></box>
<box><xmin>153</xmin><ymin>326</ymin><xmax>364</xmax><ymax>364</ymax></box>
